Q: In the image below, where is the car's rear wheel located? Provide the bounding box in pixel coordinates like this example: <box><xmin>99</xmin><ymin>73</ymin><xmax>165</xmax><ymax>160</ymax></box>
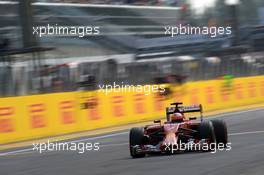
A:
<box><xmin>129</xmin><ymin>127</ymin><xmax>146</xmax><ymax>158</ymax></box>
<box><xmin>211</xmin><ymin>119</ymin><xmax>228</xmax><ymax>147</ymax></box>
<box><xmin>199</xmin><ymin>121</ymin><xmax>216</xmax><ymax>151</ymax></box>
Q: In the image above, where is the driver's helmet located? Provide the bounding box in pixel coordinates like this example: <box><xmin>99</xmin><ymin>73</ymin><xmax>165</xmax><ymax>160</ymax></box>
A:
<box><xmin>171</xmin><ymin>113</ymin><xmax>184</xmax><ymax>123</ymax></box>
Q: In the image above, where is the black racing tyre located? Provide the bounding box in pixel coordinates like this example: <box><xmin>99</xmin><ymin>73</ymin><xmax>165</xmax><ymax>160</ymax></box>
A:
<box><xmin>199</xmin><ymin>121</ymin><xmax>216</xmax><ymax>151</ymax></box>
<box><xmin>211</xmin><ymin>119</ymin><xmax>228</xmax><ymax>147</ymax></box>
<box><xmin>129</xmin><ymin>127</ymin><xmax>145</xmax><ymax>158</ymax></box>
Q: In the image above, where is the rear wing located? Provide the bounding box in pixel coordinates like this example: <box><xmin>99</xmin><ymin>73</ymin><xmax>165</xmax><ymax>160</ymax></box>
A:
<box><xmin>179</xmin><ymin>105</ymin><xmax>203</xmax><ymax>113</ymax></box>
<box><xmin>166</xmin><ymin>103</ymin><xmax>203</xmax><ymax>121</ymax></box>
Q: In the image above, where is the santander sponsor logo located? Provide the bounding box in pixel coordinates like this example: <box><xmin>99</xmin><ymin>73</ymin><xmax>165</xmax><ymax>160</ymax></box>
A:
<box><xmin>163</xmin><ymin>123</ymin><xmax>180</xmax><ymax>145</ymax></box>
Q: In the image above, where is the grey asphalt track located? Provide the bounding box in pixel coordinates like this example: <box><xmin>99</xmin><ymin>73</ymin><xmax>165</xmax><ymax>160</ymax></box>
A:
<box><xmin>1</xmin><ymin>108</ymin><xmax>264</xmax><ymax>175</ymax></box>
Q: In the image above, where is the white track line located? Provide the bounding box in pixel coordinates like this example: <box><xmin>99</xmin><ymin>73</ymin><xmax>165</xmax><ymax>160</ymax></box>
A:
<box><xmin>0</xmin><ymin>132</ymin><xmax>128</xmax><ymax>157</ymax></box>
<box><xmin>101</xmin><ymin>143</ymin><xmax>128</xmax><ymax>147</ymax></box>
<box><xmin>2</xmin><ymin>129</ymin><xmax>264</xmax><ymax>157</ymax></box>
<box><xmin>207</xmin><ymin>108</ymin><xmax>264</xmax><ymax>119</ymax></box>
<box><xmin>68</xmin><ymin>132</ymin><xmax>128</xmax><ymax>144</ymax></box>
<box><xmin>0</xmin><ymin>148</ymin><xmax>33</xmax><ymax>157</ymax></box>
<box><xmin>229</xmin><ymin>130</ymin><xmax>264</xmax><ymax>136</ymax></box>
<box><xmin>1</xmin><ymin>107</ymin><xmax>263</xmax><ymax>157</ymax></box>
<box><xmin>101</xmin><ymin>130</ymin><xmax>264</xmax><ymax>148</ymax></box>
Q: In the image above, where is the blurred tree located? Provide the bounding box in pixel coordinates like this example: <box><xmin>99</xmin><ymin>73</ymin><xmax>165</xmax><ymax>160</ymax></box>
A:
<box><xmin>239</xmin><ymin>0</ymin><xmax>258</xmax><ymax>25</ymax></box>
<box><xmin>200</xmin><ymin>7</ymin><xmax>215</xmax><ymax>27</ymax></box>
<box><xmin>214</xmin><ymin>0</ymin><xmax>228</xmax><ymax>26</ymax></box>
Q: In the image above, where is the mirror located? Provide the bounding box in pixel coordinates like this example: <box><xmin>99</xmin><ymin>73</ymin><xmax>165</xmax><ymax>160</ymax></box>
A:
<box><xmin>154</xmin><ymin>120</ymin><xmax>161</xmax><ymax>124</ymax></box>
<box><xmin>189</xmin><ymin>117</ymin><xmax>197</xmax><ymax>120</ymax></box>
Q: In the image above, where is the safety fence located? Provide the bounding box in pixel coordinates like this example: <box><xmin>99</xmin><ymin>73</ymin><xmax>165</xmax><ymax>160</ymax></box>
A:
<box><xmin>0</xmin><ymin>75</ymin><xmax>264</xmax><ymax>144</ymax></box>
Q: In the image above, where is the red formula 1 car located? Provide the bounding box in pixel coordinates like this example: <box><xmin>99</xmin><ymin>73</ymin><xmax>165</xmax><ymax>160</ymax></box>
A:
<box><xmin>129</xmin><ymin>102</ymin><xmax>228</xmax><ymax>158</ymax></box>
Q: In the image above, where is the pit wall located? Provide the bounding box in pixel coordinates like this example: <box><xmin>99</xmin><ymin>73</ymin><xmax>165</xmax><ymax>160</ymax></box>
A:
<box><xmin>1</xmin><ymin>76</ymin><xmax>264</xmax><ymax>144</ymax></box>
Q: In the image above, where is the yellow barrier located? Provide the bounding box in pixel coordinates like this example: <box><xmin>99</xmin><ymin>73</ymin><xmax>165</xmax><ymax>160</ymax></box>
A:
<box><xmin>0</xmin><ymin>76</ymin><xmax>264</xmax><ymax>144</ymax></box>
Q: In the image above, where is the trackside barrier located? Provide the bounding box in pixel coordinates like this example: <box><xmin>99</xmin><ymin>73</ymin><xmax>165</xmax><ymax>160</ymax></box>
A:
<box><xmin>0</xmin><ymin>76</ymin><xmax>264</xmax><ymax>144</ymax></box>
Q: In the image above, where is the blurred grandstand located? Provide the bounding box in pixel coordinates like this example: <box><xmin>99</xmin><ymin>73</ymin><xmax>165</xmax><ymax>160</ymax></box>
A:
<box><xmin>0</xmin><ymin>0</ymin><xmax>264</xmax><ymax>97</ymax></box>
<box><xmin>34</xmin><ymin>0</ymin><xmax>179</xmax><ymax>6</ymax></box>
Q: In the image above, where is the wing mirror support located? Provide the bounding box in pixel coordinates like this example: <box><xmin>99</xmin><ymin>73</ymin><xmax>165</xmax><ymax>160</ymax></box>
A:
<box><xmin>189</xmin><ymin>117</ymin><xmax>197</xmax><ymax>120</ymax></box>
<box><xmin>154</xmin><ymin>120</ymin><xmax>161</xmax><ymax>125</ymax></box>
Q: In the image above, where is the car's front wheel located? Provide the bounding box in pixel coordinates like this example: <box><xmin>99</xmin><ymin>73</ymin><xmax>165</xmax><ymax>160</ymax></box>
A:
<box><xmin>211</xmin><ymin>119</ymin><xmax>228</xmax><ymax>147</ymax></box>
<box><xmin>129</xmin><ymin>127</ymin><xmax>146</xmax><ymax>158</ymax></box>
<box><xmin>199</xmin><ymin>121</ymin><xmax>216</xmax><ymax>151</ymax></box>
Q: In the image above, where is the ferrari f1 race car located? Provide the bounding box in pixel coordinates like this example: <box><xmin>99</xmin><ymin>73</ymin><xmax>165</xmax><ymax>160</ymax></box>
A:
<box><xmin>129</xmin><ymin>102</ymin><xmax>229</xmax><ymax>158</ymax></box>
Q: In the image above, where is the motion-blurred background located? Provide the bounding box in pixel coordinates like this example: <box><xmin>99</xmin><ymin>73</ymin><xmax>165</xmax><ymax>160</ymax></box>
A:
<box><xmin>0</xmin><ymin>0</ymin><xmax>264</xmax><ymax>97</ymax></box>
